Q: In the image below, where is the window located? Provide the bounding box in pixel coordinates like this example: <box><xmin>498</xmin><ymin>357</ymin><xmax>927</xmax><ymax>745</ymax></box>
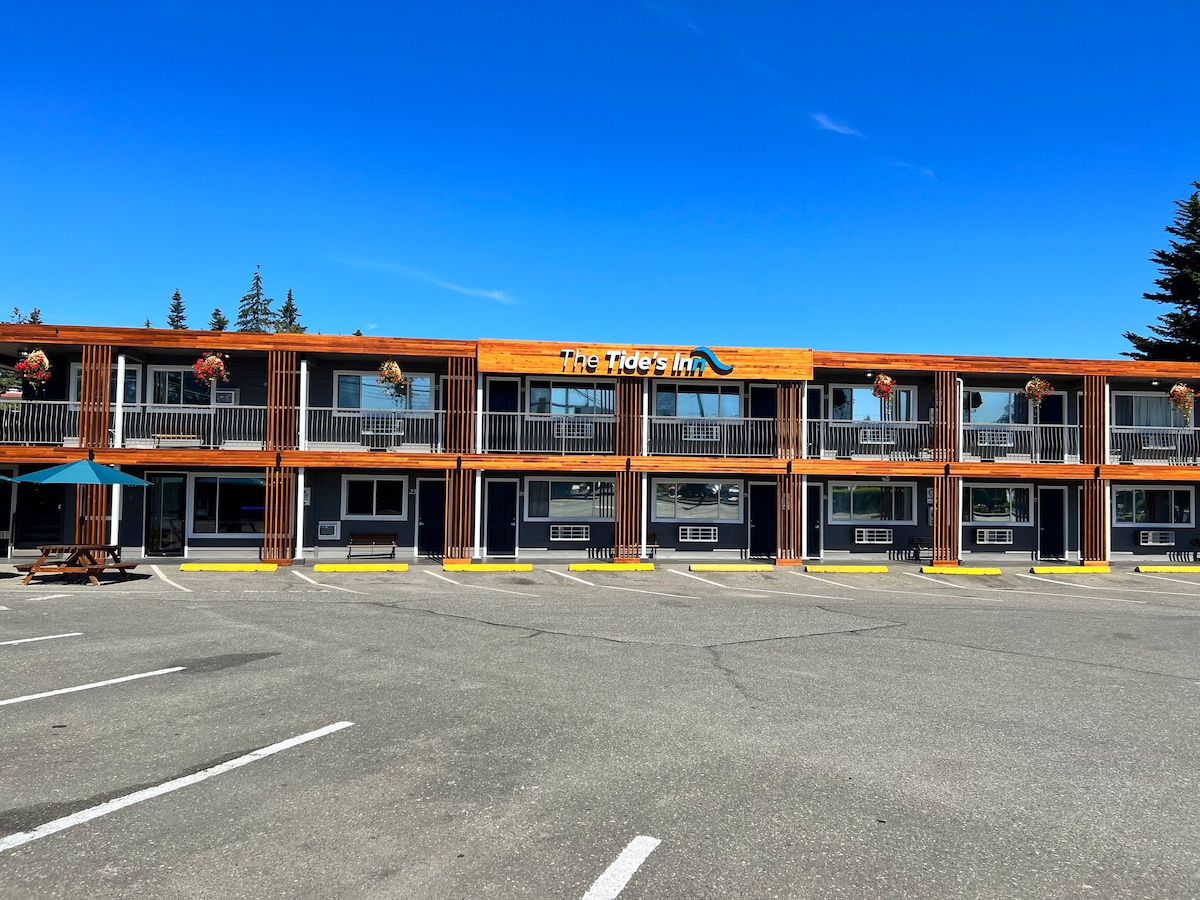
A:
<box><xmin>964</xmin><ymin>390</ymin><xmax>1029</xmax><ymax>424</ymax></box>
<box><xmin>652</xmin><ymin>479</ymin><xmax>742</xmax><ymax>521</ymax></box>
<box><xmin>1112</xmin><ymin>393</ymin><xmax>1185</xmax><ymax>428</ymax></box>
<box><xmin>829</xmin><ymin>483</ymin><xmax>916</xmax><ymax>524</ymax></box>
<box><xmin>150</xmin><ymin>367</ymin><xmax>212</xmax><ymax>406</ymax></box>
<box><xmin>831</xmin><ymin>387</ymin><xmax>916</xmax><ymax>421</ymax></box>
<box><xmin>966</xmin><ymin>486</ymin><xmax>1032</xmax><ymax>524</ymax></box>
<box><xmin>528</xmin><ymin>381</ymin><xmax>614</xmax><ymax>416</ymax></box>
<box><xmin>1113</xmin><ymin>487</ymin><xmax>1192</xmax><ymax>525</ymax></box>
<box><xmin>525</xmin><ymin>479</ymin><xmax>615</xmax><ymax>520</ymax></box>
<box><xmin>191</xmin><ymin>475</ymin><xmax>265</xmax><ymax>535</ymax></box>
<box><xmin>341</xmin><ymin>476</ymin><xmax>408</xmax><ymax>519</ymax></box>
<box><xmin>336</xmin><ymin>372</ymin><xmax>433</xmax><ymax>412</ymax></box>
<box><xmin>655</xmin><ymin>384</ymin><xmax>741</xmax><ymax>418</ymax></box>
<box><xmin>69</xmin><ymin>364</ymin><xmax>141</xmax><ymax>404</ymax></box>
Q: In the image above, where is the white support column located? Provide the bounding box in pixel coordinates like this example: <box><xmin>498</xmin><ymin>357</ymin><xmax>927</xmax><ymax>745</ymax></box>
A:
<box><xmin>109</xmin><ymin>469</ymin><xmax>122</xmax><ymax>546</ymax></box>
<box><xmin>641</xmin><ymin>378</ymin><xmax>649</xmax><ymax>455</ymax></box>
<box><xmin>639</xmin><ymin>472</ymin><xmax>648</xmax><ymax>558</ymax></box>
<box><xmin>956</xmin><ymin>479</ymin><xmax>964</xmax><ymax>565</ymax></box>
<box><xmin>294</xmin><ymin>467</ymin><xmax>306</xmax><ymax>560</ymax></box>
<box><xmin>800</xmin><ymin>474</ymin><xmax>808</xmax><ymax>560</ymax></box>
<box><xmin>474</xmin><ymin>373</ymin><xmax>484</xmax><ymax>454</ymax></box>
<box><xmin>298</xmin><ymin>359</ymin><xmax>309</xmax><ymax>450</ymax></box>
<box><xmin>472</xmin><ymin>469</ymin><xmax>483</xmax><ymax>559</ymax></box>
<box><xmin>956</xmin><ymin>377</ymin><xmax>964</xmax><ymax>462</ymax></box>
<box><xmin>113</xmin><ymin>354</ymin><xmax>126</xmax><ymax>448</ymax></box>
<box><xmin>800</xmin><ymin>380</ymin><xmax>808</xmax><ymax>459</ymax></box>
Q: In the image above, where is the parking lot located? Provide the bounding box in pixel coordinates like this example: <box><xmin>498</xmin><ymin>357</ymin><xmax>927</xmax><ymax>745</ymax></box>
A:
<box><xmin>1</xmin><ymin>564</ymin><xmax>1198</xmax><ymax>899</ymax></box>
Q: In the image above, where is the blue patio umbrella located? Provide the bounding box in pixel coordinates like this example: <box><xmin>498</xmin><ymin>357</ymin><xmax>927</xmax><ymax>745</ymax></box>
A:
<box><xmin>11</xmin><ymin>459</ymin><xmax>151</xmax><ymax>486</ymax></box>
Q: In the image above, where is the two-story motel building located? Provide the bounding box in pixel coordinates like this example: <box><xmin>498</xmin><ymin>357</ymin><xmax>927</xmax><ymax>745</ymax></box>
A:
<box><xmin>0</xmin><ymin>323</ymin><xmax>1196</xmax><ymax>566</ymax></box>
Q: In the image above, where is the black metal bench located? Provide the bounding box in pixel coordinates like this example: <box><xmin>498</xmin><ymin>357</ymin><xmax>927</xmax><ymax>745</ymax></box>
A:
<box><xmin>910</xmin><ymin>536</ymin><xmax>933</xmax><ymax>561</ymax></box>
<box><xmin>346</xmin><ymin>532</ymin><xmax>399</xmax><ymax>559</ymax></box>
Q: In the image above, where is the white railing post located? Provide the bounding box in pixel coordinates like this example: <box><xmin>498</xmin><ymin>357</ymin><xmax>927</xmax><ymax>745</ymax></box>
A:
<box><xmin>298</xmin><ymin>359</ymin><xmax>309</xmax><ymax>450</ymax></box>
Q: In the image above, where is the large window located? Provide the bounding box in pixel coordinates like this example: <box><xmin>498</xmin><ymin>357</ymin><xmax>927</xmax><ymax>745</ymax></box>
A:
<box><xmin>829</xmin><ymin>482</ymin><xmax>916</xmax><ymax>523</ymax></box>
<box><xmin>1112</xmin><ymin>393</ymin><xmax>1185</xmax><ymax>428</ymax></box>
<box><xmin>525</xmin><ymin>479</ymin><xmax>615</xmax><ymax>520</ymax></box>
<box><xmin>342</xmin><ymin>476</ymin><xmax>408</xmax><ymax>519</ymax></box>
<box><xmin>149</xmin><ymin>367</ymin><xmax>210</xmax><ymax>406</ymax></box>
<box><xmin>69</xmin><ymin>364</ymin><xmax>141</xmax><ymax>404</ymax></box>
<box><xmin>1113</xmin><ymin>487</ymin><xmax>1192</xmax><ymax>525</ymax></box>
<box><xmin>966</xmin><ymin>486</ymin><xmax>1032</xmax><ymax>524</ymax></box>
<box><xmin>652</xmin><ymin>479</ymin><xmax>742</xmax><ymax>521</ymax></box>
<box><xmin>528</xmin><ymin>381</ymin><xmax>614</xmax><ymax>416</ymax></box>
<box><xmin>336</xmin><ymin>372</ymin><xmax>432</xmax><ymax>412</ymax></box>
<box><xmin>191</xmin><ymin>475</ymin><xmax>266</xmax><ymax>535</ymax></box>
<box><xmin>655</xmin><ymin>384</ymin><xmax>741</xmax><ymax>418</ymax></box>
<box><xmin>831</xmin><ymin>387</ymin><xmax>916</xmax><ymax>421</ymax></box>
<box><xmin>964</xmin><ymin>390</ymin><xmax>1029</xmax><ymax>424</ymax></box>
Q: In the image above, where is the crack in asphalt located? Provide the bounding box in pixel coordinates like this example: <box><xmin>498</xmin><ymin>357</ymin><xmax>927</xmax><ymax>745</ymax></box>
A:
<box><xmin>706</xmin><ymin>647</ymin><xmax>762</xmax><ymax>702</ymax></box>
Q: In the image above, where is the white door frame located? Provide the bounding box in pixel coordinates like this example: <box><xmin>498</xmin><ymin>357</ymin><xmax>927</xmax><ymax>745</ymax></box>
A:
<box><xmin>1037</xmin><ymin>485</ymin><xmax>1069</xmax><ymax>561</ymax></box>
<box><xmin>0</xmin><ymin>467</ymin><xmax>14</xmax><ymax>559</ymax></box>
<box><xmin>414</xmin><ymin>477</ymin><xmax>445</xmax><ymax>559</ymax></box>
<box><xmin>747</xmin><ymin>480</ymin><xmax>775</xmax><ymax>558</ymax></box>
<box><xmin>806</xmin><ymin>481</ymin><xmax>823</xmax><ymax>560</ymax></box>
<box><xmin>482</xmin><ymin>477</ymin><xmax>520</xmax><ymax>558</ymax></box>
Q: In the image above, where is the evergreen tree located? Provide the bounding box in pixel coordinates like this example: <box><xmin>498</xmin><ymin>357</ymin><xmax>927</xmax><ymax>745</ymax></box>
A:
<box><xmin>1124</xmin><ymin>182</ymin><xmax>1200</xmax><ymax>359</ymax></box>
<box><xmin>167</xmin><ymin>289</ymin><xmax>188</xmax><ymax>329</ymax></box>
<box><xmin>8</xmin><ymin>307</ymin><xmax>22</xmax><ymax>324</ymax></box>
<box><xmin>144</xmin><ymin>317</ymin><xmax>152</xmax><ymax>328</ymax></box>
<box><xmin>26</xmin><ymin>308</ymin><xmax>42</xmax><ymax>325</ymax></box>
<box><xmin>236</xmin><ymin>265</ymin><xmax>274</xmax><ymax>333</ymax></box>
<box><xmin>275</xmin><ymin>289</ymin><xmax>306</xmax><ymax>333</ymax></box>
<box><xmin>208</xmin><ymin>307</ymin><xmax>229</xmax><ymax>331</ymax></box>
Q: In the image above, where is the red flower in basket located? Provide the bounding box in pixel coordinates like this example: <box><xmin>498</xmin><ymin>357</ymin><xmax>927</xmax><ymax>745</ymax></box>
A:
<box><xmin>872</xmin><ymin>373</ymin><xmax>896</xmax><ymax>404</ymax></box>
<box><xmin>1024</xmin><ymin>376</ymin><xmax>1054</xmax><ymax>408</ymax></box>
<box><xmin>15</xmin><ymin>349</ymin><xmax>51</xmax><ymax>386</ymax></box>
<box><xmin>193</xmin><ymin>352</ymin><xmax>229</xmax><ymax>385</ymax></box>
<box><xmin>1169</xmin><ymin>382</ymin><xmax>1195</xmax><ymax>427</ymax></box>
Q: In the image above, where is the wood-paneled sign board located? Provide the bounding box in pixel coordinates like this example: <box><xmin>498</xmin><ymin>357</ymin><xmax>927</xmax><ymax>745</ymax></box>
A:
<box><xmin>477</xmin><ymin>339</ymin><xmax>814</xmax><ymax>381</ymax></box>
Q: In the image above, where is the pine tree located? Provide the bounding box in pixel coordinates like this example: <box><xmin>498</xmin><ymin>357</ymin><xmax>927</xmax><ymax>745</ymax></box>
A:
<box><xmin>236</xmin><ymin>265</ymin><xmax>274</xmax><ymax>333</ymax></box>
<box><xmin>1124</xmin><ymin>182</ymin><xmax>1200</xmax><ymax>359</ymax></box>
<box><xmin>167</xmin><ymin>289</ymin><xmax>188</xmax><ymax>329</ymax></box>
<box><xmin>275</xmin><ymin>289</ymin><xmax>306</xmax><ymax>333</ymax></box>
<box><xmin>209</xmin><ymin>307</ymin><xmax>229</xmax><ymax>331</ymax></box>
<box><xmin>144</xmin><ymin>317</ymin><xmax>152</xmax><ymax>328</ymax></box>
<box><xmin>26</xmin><ymin>308</ymin><xmax>42</xmax><ymax>325</ymax></box>
<box><xmin>8</xmin><ymin>307</ymin><xmax>22</xmax><ymax>324</ymax></box>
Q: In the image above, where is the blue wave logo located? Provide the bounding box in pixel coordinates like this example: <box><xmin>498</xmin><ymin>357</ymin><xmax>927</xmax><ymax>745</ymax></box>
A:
<box><xmin>689</xmin><ymin>346</ymin><xmax>734</xmax><ymax>375</ymax></box>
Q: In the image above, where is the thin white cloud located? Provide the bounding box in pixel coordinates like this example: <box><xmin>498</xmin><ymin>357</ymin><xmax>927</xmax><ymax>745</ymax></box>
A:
<box><xmin>338</xmin><ymin>259</ymin><xmax>513</xmax><ymax>304</ymax></box>
<box><xmin>811</xmin><ymin>112</ymin><xmax>863</xmax><ymax>137</ymax></box>
<box><xmin>736</xmin><ymin>43</ymin><xmax>772</xmax><ymax>78</ymax></box>
<box><xmin>889</xmin><ymin>159</ymin><xmax>936</xmax><ymax>179</ymax></box>
<box><xmin>639</xmin><ymin>0</ymin><xmax>701</xmax><ymax>34</ymax></box>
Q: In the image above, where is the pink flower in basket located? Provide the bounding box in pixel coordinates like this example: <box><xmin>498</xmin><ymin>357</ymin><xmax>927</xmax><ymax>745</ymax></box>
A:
<box><xmin>15</xmin><ymin>349</ymin><xmax>51</xmax><ymax>386</ymax></box>
<box><xmin>872</xmin><ymin>373</ymin><xmax>896</xmax><ymax>403</ymax></box>
<box><xmin>377</xmin><ymin>359</ymin><xmax>409</xmax><ymax>398</ymax></box>
<box><xmin>1169</xmin><ymin>382</ymin><xmax>1195</xmax><ymax>427</ymax></box>
<box><xmin>1024</xmin><ymin>376</ymin><xmax>1054</xmax><ymax>408</ymax></box>
<box><xmin>193</xmin><ymin>352</ymin><xmax>229</xmax><ymax>385</ymax></box>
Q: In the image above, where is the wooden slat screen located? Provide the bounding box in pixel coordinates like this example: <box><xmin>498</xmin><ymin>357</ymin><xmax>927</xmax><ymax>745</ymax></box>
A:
<box><xmin>444</xmin><ymin>466</ymin><xmax>474</xmax><ymax>561</ymax></box>
<box><xmin>615</xmin><ymin>378</ymin><xmax>642</xmax><ymax>457</ymax></box>
<box><xmin>75</xmin><ymin>484</ymin><xmax>110</xmax><ymax>545</ymax></box>
<box><xmin>775</xmin><ymin>472</ymin><xmax>803</xmax><ymax>562</ymax></box>
<box><xmin>932</xmin><ymin>474</ymin><xmax>959</xmax><ymax>565</ymax></box>
<box><xmin>262</xmin><ymin>465</ymin><xmax>296</xmax><ymax>564</ymax></box>
<box><xmin>933</xmin><ymin>370</ymin><xmax>957</xmax><ymax>463</ymax></box>
<box><xmin>1081</xmin><ymin>374</ymin><xmax>1105</xmax><ymax>465</ymax></box>
<box><xmin>266</xmin><ymin>350</ymin><xmax>298</xmax><ymax>450</ymax></box>
<box><xmin>1081</xmin><ymin>479</ymin><xmax>1107</xmax><ymax>564</ymax></box>
<box><xmin>776</xmin><ymin>383</ymin><xmax>803</xmax><ymax>459</ymax></box>
<box><xmin>613</xmin><ymin>469</ymin><xmax>640</xmax><ymax>561</ymax></box>
<box><xmin>75</xmin><ymin>343</ymin><xmax>114</xmax><ymax>545</ymax></box>
<box><xmin>446</xmin><ymin>356</ymin><xmax>477</xmax><ymax>454</ymax></box>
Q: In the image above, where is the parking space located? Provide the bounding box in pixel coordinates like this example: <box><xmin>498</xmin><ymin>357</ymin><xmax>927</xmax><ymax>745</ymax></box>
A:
<box><xmin>1</xmin><ymin>566</ymin><xmax>1198</xmax><ymax>898</ymax></box>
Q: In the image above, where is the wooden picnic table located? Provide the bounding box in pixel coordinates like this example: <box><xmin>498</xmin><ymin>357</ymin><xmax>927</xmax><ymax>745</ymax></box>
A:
<box><xmin>17</xmin><ymin>544</ymin><xmax>138</xmax><ymax>586</ymax></box>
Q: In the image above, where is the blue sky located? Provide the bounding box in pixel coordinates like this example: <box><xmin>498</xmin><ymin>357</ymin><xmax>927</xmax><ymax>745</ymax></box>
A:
<box><xmin>2</xmin><ymin>1</ymin><xmax>1197</xmax><ymax>358</ymax></box>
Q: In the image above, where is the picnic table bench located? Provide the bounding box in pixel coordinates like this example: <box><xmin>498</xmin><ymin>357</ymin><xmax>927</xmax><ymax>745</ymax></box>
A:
<box><xmin>346</xmin><ymin>532</ymin><xmax>399</xmax><ymax>559</ymax></box>
<box><xmin>17</xmin><ymin>544</ymin><xmax>138</xmax><ymax>586</ymax></box>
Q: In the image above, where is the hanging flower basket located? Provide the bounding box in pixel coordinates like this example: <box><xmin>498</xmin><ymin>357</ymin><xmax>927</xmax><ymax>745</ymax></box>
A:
<box><xmin>193</xmin><ymin>352</ymin><xmax>229</xmax><ymax>385</ymax></box>
<box><xmin>15</xmin><ymin>349</ymin><xmax>51</xmax><ymax>387</ymax></box>
<box><xmin>872</xmin><ymin>373</ymin><xmax>897</xmax><ymax>404</ymax></box>
<box><xmin>1024</xmin><ymin>376</ymin><xmax>1054</xmax><ymax>408</ymax></box>
<box><xmin>1170</xmin><ymin>382</ymin><xmax>1195</xmax><ymax>427</ymax></box>
<box><xmin>377</xmin><ymin>359</ymin><xmax>409</xmax><ymax>399</ymax></box>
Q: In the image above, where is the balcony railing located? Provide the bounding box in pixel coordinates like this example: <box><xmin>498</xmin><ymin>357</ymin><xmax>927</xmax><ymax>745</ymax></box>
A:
<box><xmin>122</xmin><ymin>405</ymin><xmax>269</xmax><ymax>449</ymax></box>
<box><xmin>961</xmin><ymin>423</ymin><xmax>1080</xmax><ymax>463</ymax></box>
<box><xmin>481</xmin><ymin>412</ymin><xmax>615</xmax><ymax>454</ymax></box>
<box><xmin>1110</xmin><ymin>426</ymin><xmax>1200</xmax><ymax>465</ymax></box>
<box><xmin>306</xmin><ymin>409</ymin><xmax>444</xmax><ymax>452</ymax></box>
<box><xmin>648</xmin><ymin>416</ymin><xmax>775</xmax><ymax>456</ymax></box>
<box><xmin>0</xmin><ymin>400</ymin><xmax>91</xmax><ymax>446</ymax></box>
<box><xmin>806</xmin><ymin>420</ymin><xmax>933</xmax><ymax>460</ymax></box>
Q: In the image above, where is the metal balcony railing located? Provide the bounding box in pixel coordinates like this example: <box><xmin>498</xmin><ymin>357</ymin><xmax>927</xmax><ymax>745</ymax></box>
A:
<box><xmin>806</xmin><ymin>420</ymin><xmax>934</xmax><ymax>461</ymax></box>
<box><xmin>481</xmin><ymin>412</ymin><xmax>615</xmax><ymax>454</ymax></box>
<box><xmin>0</xmin><ymin>400</ymin><xmax>93</xmax><ymax>446</ymax></box>
<box><xmin>1109</xmin><ymin>426</ymin><xmax>1200</xmax><ymax>465</ymax></box>
<box><xmin>648</xmin><ymin>416</ymin><xmax>775</xmax><ymax>456</ymax></box>
<box><xmin>306</xmin><ymin>409</ymin><xmax>444</xmax><ymax>452</ymax></box>
<box><xmin>122</xmin><ymin>405</ymin><xmax>269</xmax><ymax>449</ymax></box>
<box><xmin>961</xmin><ymin>423</ymin><xmax>1080</xmax><ymax>463</ymax></box>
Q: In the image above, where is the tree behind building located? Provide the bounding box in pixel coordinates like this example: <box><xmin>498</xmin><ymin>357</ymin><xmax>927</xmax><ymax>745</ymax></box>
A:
<box><xmin>236</xmin><ymin>265</ymin><xmax>274</xmax><ymax>333</ymax></box>
<box><xmin>209</xmin><ymin>308</ymin><xmax>229</xmax><ymax>331</ymax></box>
<box><xmin>167</xmin><ymin>289</ymin><xmax>188</xmax><ymax>329</ymax></box>
<box><xmin>275</xmin><ymin>289</ymin><xmax>307</xmax><ymax>333</ymax></box>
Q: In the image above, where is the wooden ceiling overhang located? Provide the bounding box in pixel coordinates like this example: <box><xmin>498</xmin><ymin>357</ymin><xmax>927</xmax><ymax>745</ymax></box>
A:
<box><xmin>811</xmin><ymin>350</ymin><xmax>1200</xmax><ymax>379</ymax></box>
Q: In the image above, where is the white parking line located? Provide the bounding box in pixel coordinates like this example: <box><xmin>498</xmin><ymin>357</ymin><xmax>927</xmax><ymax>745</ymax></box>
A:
<box><xmin>151</xmin><ymin>565</ymin><xmax>191</xmax><ymax>593</ymax></box>
<box><xmin>422</xmin><ymin>570</ymin><xmax>538</xmax><ymax>597</ymax></box>
<box><xmin>0</xmin><ymin>632</ymin><xmax>82</xmax><ymax>646</ymax></box>
<box><xmin>0</xmin><ymin>667</ymin><xmax>185</xmax><ymax>707</ymax></box>
<box><xmin>904</xmin><ymin>572</ymin><xmax>1004</xmax><ymax>600</ymax></box>
<box><xmin>793</xmin><ymin>571</ymin><xmax>858</xmax><ymax>589</ymax></box>
<box><xmin>291</xmin><ymin>570</ymin><xmax>368</xmax><ymax>595</ymax></box>
<box><xmin>668</xmin><ymin>569</ymin><xmax>724</xmax><ymax>587</ymax></box>
<box><xmin>582</xmin><ymin>835</ymin><xmax>662</xmax><ymax>900</ymax></box>
<box><xmin>0</xmin><ymin>721</ymin><xmax>354</xmax><ymax>853</ymax></box>
<box><xmin>1135</xmin><ymin>572</ymin><xmax>1200</xmax><ymax>588</ymax></box>
<box><xmin>548</xmin><ymin>570</ymin><xmax>594</xmax><ymax>586</ymax></box>
<box><xmin>1012</xmin><ymin>573</ymin><xmax>1147</xmax><ymax>602</ymax></box>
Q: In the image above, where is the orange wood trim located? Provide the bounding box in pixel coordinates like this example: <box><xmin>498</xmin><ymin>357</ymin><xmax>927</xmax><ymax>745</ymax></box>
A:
<box><xmin>444</xmin><ymin>467</ymin><xmax>474</xmax><ymax>559</ymax></box>
<box><xmin>932</xmin><ymin>475</ymin><xmax>959</xmax><ymax>564</ymax></box>
<box><xmin>775</xmin><ymin>472</ymin><xmax>802</xmax><ymax>561</ymax></box>
<box><xmin>262</xmin><ymin>465</ymin><xmax>296</xmax><ymax>563</ymax></box>
<box><xmin>445</xmin><ymin>356</ymin><xmax>477</xmax><ymax>454</ymax></box>
<box><xmin>614</xmin><ymin>469</ymin><xmax>641</xmax><ymax>558</ymax></box>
